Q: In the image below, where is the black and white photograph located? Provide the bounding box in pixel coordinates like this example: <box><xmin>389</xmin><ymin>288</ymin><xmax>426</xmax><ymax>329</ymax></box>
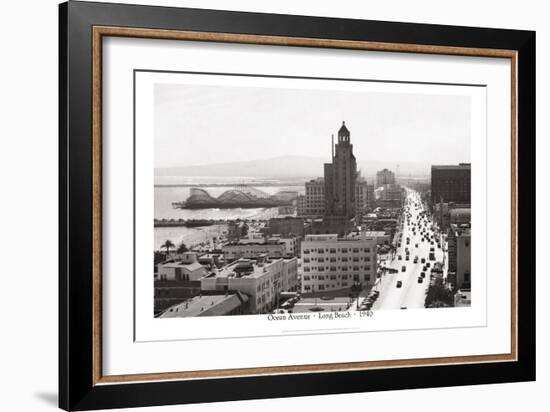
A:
<box><xmin>152</xmin><ymin>77</ymin><xmax>473</xmax><ymax>318</ymax></box>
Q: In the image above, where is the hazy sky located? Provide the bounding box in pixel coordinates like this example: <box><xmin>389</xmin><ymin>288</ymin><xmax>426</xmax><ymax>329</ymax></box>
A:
<box><xmin>154</xmin><ymin>82</ymin><xmax>471</xmax><ymax>169</ymax></box>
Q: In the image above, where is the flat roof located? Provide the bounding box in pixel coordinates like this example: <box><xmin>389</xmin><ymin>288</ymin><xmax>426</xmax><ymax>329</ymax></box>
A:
<box><xmin>158</xmin><ymin>261</ymin><xmax>204</xmax><ymax>271</ymax></box>
<box><xmin>159</xmin><ymin>293</ymin><xmax>247</xmax><ymax>318</ymax></box>
<box><xmin>432</xmin><ymin>164</ymin><xmax>471</xmax><ymax>170</ymax></box>
<box><xmin>209</xmin><ymin>257</ymin><xmax>295</xmax><ymax>280</ymax></box>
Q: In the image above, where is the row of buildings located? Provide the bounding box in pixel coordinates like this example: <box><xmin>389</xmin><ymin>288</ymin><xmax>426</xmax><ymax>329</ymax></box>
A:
<box><xmin>156</xmin><ymin>252</ymin><xmax>299</xmax><ymax>316</ymax></box>
<box><xmin>297</xmin><ymin>176</ymin><xmax>376</xmax><ymax>218</ymax></box>
<box><xmin>156</xmin><ymin>229</ymin><xmax>381</xmax><ymax>317</ymax></box>
<box><xmin>430</xmin><ymin>163</ymin><xmax>471</xmax><ymax>294</ymax></box>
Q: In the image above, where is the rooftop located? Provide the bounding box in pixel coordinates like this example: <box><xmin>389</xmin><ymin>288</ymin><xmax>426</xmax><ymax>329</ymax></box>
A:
<box><xmin>158</xmin><ymin>261</ymin><xmax>205</xmax><ymax>271</ymax></box>
<box><xmin>223</xmin><ymin>240</ymin><xmax>284</xmax><ymax>247</ymax></box>
<box><xmin>159</xmin><ymin>292</ymin><xmax>248</xmax><ymax>318</ymax></box>
<box><xmin>304</xmin><ymin>233</ymin><xmax>377</xmax><ymax>242</ymax></box>
<box><xmin>450</xmin><ymin>223</ymin><xmax>471</xmax><ymax>236</ymax></box>
<box><xmin>206</xmin><ymin>257</ymin><xmax>295</xmax><ymax>280</ymax></box>
<box><xmin>432</xmin><ymin>164</ymin><xmax>471</xmax><ymax>170</ymax></box>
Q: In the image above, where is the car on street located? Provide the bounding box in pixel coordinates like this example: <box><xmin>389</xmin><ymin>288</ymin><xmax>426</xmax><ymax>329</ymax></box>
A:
<box><xmin>417</xmin><ymin>277</ymin><xmax>423</xmax><ymax>283</ymax></box>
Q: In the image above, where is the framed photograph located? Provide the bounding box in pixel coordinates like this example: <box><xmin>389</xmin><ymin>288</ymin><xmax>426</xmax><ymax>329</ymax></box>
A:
<box><xmin>59</xmin><ymin>1</ymin><xmax>535</xmax><ymax>410</ymax></box>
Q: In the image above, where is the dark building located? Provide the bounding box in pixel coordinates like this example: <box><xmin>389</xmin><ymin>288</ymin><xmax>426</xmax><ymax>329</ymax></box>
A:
<box><xmin>324</xmin><ymin>122</ymin><xmax>357</xmax><ymax>218</ymax></box>
<box><xmin>431</xmin><ymin>164</ymin><xmax>471</xmax><ymax>207</ymax></box>
<box><xmin>154</xmin><ymin>280</ymin><xmax>201</xmax><ymax>315</ymax></box>
<box><xmin>264</xmin><ymin>217</ymin><xmax>305</xmax><ymax>237</ymax></box>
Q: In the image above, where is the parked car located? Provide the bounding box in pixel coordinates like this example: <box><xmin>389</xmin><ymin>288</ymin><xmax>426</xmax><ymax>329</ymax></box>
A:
<box><xmin>396</xmin><ymin>280</ymin><xmax>403</xmax><ymax>288</ymax></box>
<box><xmin>401</xmin><ymin>266</ymin><xmax>406</xmax><ymax>272</ymax></box>
<box><xmin>417</xmin><ymin>277</ymin><xmax>423</xmax><ymax>283</ymax></box>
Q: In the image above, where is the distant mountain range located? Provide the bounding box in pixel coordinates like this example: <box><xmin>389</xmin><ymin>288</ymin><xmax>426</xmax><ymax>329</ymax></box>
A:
<box><xmin>155</xmin><ymin>155</ymin><xmax>430</xmax><ymax>181</ymax></box>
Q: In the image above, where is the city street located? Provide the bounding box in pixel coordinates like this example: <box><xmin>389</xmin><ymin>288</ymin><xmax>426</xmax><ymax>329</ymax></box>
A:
<box><xmin>370</xmin><ymin>188</ymin><xmax>447</xmax><ymax>310</ymax></box>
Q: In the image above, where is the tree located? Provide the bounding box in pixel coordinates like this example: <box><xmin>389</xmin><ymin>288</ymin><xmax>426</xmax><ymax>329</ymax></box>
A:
<box><xmin>176</xmin><ymin>242</ymin><xmax>188</xmax><ymax>254</ymax></box>
<box><xmin>425</xmin><ymin>276</ymin><xmax>454</xmax><ymax>308</ymax></box>
<box><xmin>161</xmin><ymin>240</ymin><xmax>175</xmax><ymax>256</ymax></box>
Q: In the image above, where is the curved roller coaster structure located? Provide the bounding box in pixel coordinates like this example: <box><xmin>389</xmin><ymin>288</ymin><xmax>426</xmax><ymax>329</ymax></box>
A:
<box><xmin>172</xmin><ymin>185</ymin><xmax>299</xmax><ymax>209</ymax></box>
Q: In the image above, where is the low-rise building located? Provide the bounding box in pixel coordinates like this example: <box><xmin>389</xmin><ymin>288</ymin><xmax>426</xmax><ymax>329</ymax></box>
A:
<box><xmin>268</xmin><ymin>235</ymin><xmax>299</xmax><ymax>257</ymax></box>
<box><xmin>454</xmin><ymin>289</ymin><xmax>471</xmax><ymax>307</ymax></box>
<box><xmin>201</xmin><ymin>256</ymin><xmax>299</xmax><ymax>314</ymax></box>
<box><xmin>447</xmin><ymin>223</ymin><xmax>471</xmax><ymax>289</ymax></box>
<box><xmin>158</xmin><ymin>292</ymin><xmax>249</xmax><ymax>318</ymax></box>
<box><xmin>222</xmin><ymin>239</ymin><xmax>286</xmax><ymax>261</ymax></box>
<box><xmin>154</xmin><ymin>279</ymin><xmax>202</xmax><ymax>315</ymax></box>
<box><xmin>300</xmin><ymin>233</ymin><xmax>377</xmax><ymax>293</ymax></box>
<box><xmin>433</xmin><ymin>202</ymin><xmax>471</xmax><ymax>230</ymax></box>
<box><xmin>157</xmin><ymin>252</ymin><xmax>208</xmax><ymax>281</ymax></box>
<box><xmin>264</xmin><ymin>216</ymin><xmax>305</xmax><ymax>237</ymax></box>
<box><xmin>361</xmin><ymin>231</ymin><xmax>390</xmax><ymax>246</ymax></box>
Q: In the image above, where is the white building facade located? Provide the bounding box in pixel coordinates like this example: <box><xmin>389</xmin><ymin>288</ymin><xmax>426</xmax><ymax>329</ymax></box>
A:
<box><xmin>201</xmin><ymin>257</ymin><xmax>299</xmax><ymax>314</ymax></box>
<box><xmin>157</xmin><ymin>252</ymin><xmax>208</xmax><ymax>281</ymax></box>
<box><xmin>300</xmin><ymin>234</ymin><xmax>377</xmax><ymax>293</ymax></box>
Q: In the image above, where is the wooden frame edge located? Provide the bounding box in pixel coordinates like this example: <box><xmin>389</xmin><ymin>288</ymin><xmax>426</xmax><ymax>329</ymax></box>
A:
<box><xmin>91</xmin><ymin>26</ymin><xmax>519</xmax><ymax>386</ymax></box>
<box><xmin>92</xmin><ymin>27</ymin><xmax>103</xmax><ymax>385</ymax></box>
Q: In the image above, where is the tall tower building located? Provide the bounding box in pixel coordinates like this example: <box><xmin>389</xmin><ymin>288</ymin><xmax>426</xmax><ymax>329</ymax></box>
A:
<box><xmin>324</xmin><ymin>122</ymin><xmax>357</xmax><ymax>218</ymax></box>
